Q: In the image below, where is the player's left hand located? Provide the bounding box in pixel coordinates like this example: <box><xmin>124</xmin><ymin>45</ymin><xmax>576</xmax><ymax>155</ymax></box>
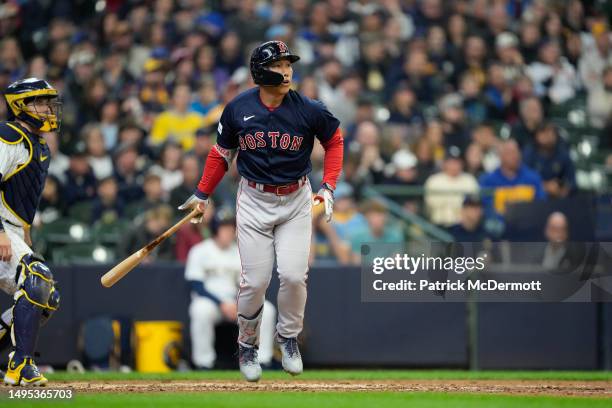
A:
<box><xmin>178</xmin><ymin>194</ymin><xmax>209</xmax><ymax>224</ymax></box>
<box><xmin>313</xmin><ymin>187</ymin><xmax>334</xmax><ymax>223</ymax></box>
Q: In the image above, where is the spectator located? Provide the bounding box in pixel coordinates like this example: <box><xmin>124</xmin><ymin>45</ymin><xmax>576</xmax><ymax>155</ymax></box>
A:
<box><xmin>579</xmin><ymin>23</ymin><xmax>612</xmax><ymax>93</ymax></box>
<box><xmin>150</xmin><ymin>141</ymin><xmax>184</xmax><ymax>196</ymax></box>
<box><xmin>99</xmin><ymin>99</ymin><xmax>120</xmax><ymax>150</ymax></box>
<box><xmin>185</xmin><ymin>210</ymin><xmax>276</xmax><ymax>369</ymax></box>
<box><xmin>328</xmin><ymin>182</ymin><xmax>367</xmax><ymax>244</ymax></box>
<box><xmin>386</xmin><ymin>149</ymin><xmax>419</xmax><ymax>186</ymax></box>
<box><xmin>91</xmin><ymin>176</ymin><xmax>125</xmax><ymax>224</ymax></box>
<box><xmin>471</xmin><ymin>124</ymin><xmax>500</xmax><ymax>173</ymax></box>
<box><xmin>120</xmin><ymin>205</ymin><xmax>176</xmax><ymax>261</ymax></box>
<box><xmin>84</xmin><ymin>124</ymin><xmax>113</xmax><ymax>180</ymax></box>
<box><xmin>495</xmin><ymin>32</ymin><xmax>524</xmax><ymax>84</ymax></box>
<box><xmin>128</xmin><ymin>172</ymin><xmax>167</xmax><ymax>217</ymax></box>
<box><xmin>35</xmin><ymin>175</ymin><xmax>65</xmax><ymax>226</ymax></box>
<box><xmin>413</xmin><ymin>136</ymin><xmax>438</xmax><ymax>184</ymax></box>
<box><xmin>190</xmin><ymin>80</ymin><xmax>219</xmax><ymax>116</ymax></box>
<box><xmin>537</xmin><ymin>211</ymin><xmax>584</xmax><ymax>273</ymax></box>
<box><xmin>137</xmin><ymin>57</ymin><xmax>169</xmax><ymax>114</ymax></box>
<box><xmin>170</xmin><ymin>153</ymin><xmax>201</xmax><ymax>212</ymax></box>
<box><xmin>527</xmin><ymin>40</ymin><xmax>579</xmax><ymax>104</ymax></box>
<box><xmin>348</xmin><ymin>200</ymin><xmax>404</xmax><ymax>262</ymax></box>
<box><xmin>464</xmin><ymin>143</ymin><xmax>485</xmax><ymax>178</ymax></box>
<box><xmin>63</xmin><ymin>146</ymin><xmax>97</xmax><ymax>208</ymax></box>
<box><xmin>459</xmin><ymin>71</ymin><xmax>487</xmax><ymax>126</ymax></box>
<box><xmin>522</xmin><ymin>123</ymin><xmax>576</xmax><ymax>199</ymax></box>
<box><xmin>510</xmin><ymin>96</ymin><xmax>544</xmax><ymax>147</ymax></box>
<box><xmin>113</xmin><ymin>142</ymin><xmax>145</xmax><ymax>203</ymax></box>
<box><xmin>424</xmin><ymin>147</ymin><xmax>479</xmax><ymax>226</ymax></box>
<box><xmin>438</xmin><ymin>93</ymin><xmax>470</xmax><ymax>154</ymax></box>
<box><xmin>447</xmin><ymin>195</ymin><xmax>488</xmax><ymax>242</ymax></box>
<box><xmin>150</xmin><ymin>84</ymin><xmax>205</xmax><ymax>151</ymax></box>
<box><xmin>479</xmin><ymin>139</ymin><xmax>546</xmax><ymax>219</ymax></box>
<box><xmin>45</xmin><ymin>131</ymin><xmax>69</xmax><ymax>183</ymax></box>
<box><xmin>387</xmin><ymin>84</ymin><xmax>424</xmax><ymax>127</ymax></box>
<box><xmin>483</xmin><ymin>62</ymin><xmax>513</xmax><ymax>121</ymax></box>
<box><xmin>587</xmin><ymin>65</ymin><xmax>612</xmax><ymax>128</ymax></box>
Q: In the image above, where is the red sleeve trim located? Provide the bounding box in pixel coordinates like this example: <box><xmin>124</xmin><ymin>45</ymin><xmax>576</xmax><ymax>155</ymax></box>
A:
<box><xmin>197</xmin><ymin>145</ymin><xmax>230</xmax><ymax>196</ymax></box>
<box><xmin>320</xmin><ymin>127</ymin><xmax>344</xmax><ymax>190</ymax></box>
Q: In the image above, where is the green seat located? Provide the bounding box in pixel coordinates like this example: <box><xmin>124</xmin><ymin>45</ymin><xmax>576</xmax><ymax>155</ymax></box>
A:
<box><xmin>93</xmin><ymin>220</ymin><xmax>130</xmax><ymax>246</ymax></box>
<box><xmin>67</xmin><ymin>201</ymin><xmax>94</xmax><ymax>223</ymax></box>
<box><xmin>38</xmin><ymin>218</ymin><xmax>92</xmax><ymax>246</ymax></box>
<box><xmin>51</xmin><ymin>243</ymin><xmax>115</xmax><ymax>265</ymax></box>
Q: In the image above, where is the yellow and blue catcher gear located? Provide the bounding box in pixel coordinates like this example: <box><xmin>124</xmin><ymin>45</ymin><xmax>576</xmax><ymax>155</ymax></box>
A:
<box><xmin>0</xmin><ymin>121</ymin><xmax>51</xmax><ymax>226</ymax></box>
<box><xmin>3</xmin><ymin>78</ymin><xmax>61</xmax><ymax>132</ymax></box>
<box><xmin>5</xmin><ymin>254</ymin><xmax>59</xmax><ymax>386</ymax></box>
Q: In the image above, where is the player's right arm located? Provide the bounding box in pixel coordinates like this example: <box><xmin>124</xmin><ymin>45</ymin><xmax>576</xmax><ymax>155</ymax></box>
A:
<box><xmin>178</xmin><ymin>106</ymin><xmax>239</xmax><ymax>223</ymax></box>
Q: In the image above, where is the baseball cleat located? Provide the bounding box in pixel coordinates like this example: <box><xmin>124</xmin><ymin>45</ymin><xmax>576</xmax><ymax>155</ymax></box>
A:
<box><xmin>238</xmin><ymin>344</ymin><xmax>262</xmax><ymax>382</ymax></box>
<box><xmin>276</xmin><ymin>334</ymin><xmax>303</xmax><ymax>376</ymax></box>
<box><xmin>4</xmin><ymin>352</ymin><xmax>48</xmax><ymax>386</ymax></box>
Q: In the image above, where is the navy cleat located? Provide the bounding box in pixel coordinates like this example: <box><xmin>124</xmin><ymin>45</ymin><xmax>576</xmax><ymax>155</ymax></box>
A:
<box><xmin>4</xmin><ymin>352</ymin><xmax>48</xmax><ymax>386</ymax></box>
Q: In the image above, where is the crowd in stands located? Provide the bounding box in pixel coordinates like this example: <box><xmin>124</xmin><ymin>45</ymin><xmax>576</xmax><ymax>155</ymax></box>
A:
<box><xmin>1</xmin><ymin>0</ymin><xmax>611</xmax><ymax>264</ymax></box>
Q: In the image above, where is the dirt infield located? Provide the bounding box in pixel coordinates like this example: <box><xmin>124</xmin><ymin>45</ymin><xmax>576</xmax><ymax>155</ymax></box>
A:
<box><xmin>57</xmin><ymin>379</ymin><xmax>612</xmax><ymax>397</ymax></box>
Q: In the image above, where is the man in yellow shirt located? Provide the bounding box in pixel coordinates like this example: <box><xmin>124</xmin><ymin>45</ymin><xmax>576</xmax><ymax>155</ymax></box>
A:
<box><xmin>150</xmin><ymin>84</ymin><xmax>205</xmax><ymax>151</ymax></box>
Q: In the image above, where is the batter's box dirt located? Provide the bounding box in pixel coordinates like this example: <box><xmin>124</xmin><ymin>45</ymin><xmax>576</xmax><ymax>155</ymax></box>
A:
<box><xmin>56</xmin><ymin>379</ymin><xmax>612</xmax><ymax>397</ymax></box>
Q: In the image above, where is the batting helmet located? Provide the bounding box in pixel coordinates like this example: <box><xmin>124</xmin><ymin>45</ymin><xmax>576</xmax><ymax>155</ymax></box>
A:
<box><xmin>250</xmin><ymin>40</ymin><xmax>300</xmax><ymax>86</ymax></box>
<box><xmin>4</xmin><ymin>78</ymin><xmax>61</xmax><ymax>132</ymax></box>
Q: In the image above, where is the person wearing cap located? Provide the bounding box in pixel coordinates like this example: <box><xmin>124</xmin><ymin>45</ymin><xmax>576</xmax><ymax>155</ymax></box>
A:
<box><xmin>348</xmin><ymin>200</ymin><xmax>404</xmax><ymax>262</ymax></box>
<box><xmin>150</xmin><ymin>84</ymin><xmax>206</xmax><ymax>151</ymax></box>
<box><xmin>447</xmin><ymin>195</ymin><xmax>488</xmax><ymax>242</ymax></box>
<box><xmin>424</xmin><ymin>146</ymin><xmax>479</xmax><ymax>227</ymax></box>
<box><xmin>138</xmin><ymin>57</ymin><xmax>169</xmax><ymax>113</ymax></box>
<box><xmin>62</xmin><ymin>144</ymin><xmax>97</xmax><ymax>208</ymax></box>
<box><xmin>495</xmin><ymin>31</ymin><xmax>523</xmax><ymax>83</ymax></box>
<box><xmin>438</xmin><ymin>92</ymin><xmax>470</xmax><ymax>154</ymax></box>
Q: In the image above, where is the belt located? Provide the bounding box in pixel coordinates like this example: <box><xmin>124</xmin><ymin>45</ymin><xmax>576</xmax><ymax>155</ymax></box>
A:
<box><xmin>247</xmin><ymin>176</ymin><xmax>307</xmax><ymax>196</ymax></box>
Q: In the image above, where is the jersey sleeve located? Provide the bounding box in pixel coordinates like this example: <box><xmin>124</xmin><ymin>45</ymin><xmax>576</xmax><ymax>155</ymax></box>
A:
<box><xmin>0</xmin><ymin>141</ymin><xmax>17</xmax><ymax>181</ymax></box>
<box><xmin>184</xmin><ymin>244</ymin><xmax>205</xmax><ymax>282</ymax></box>
<box><xmin>215</xmin><ymin>105</ymin><xmax>239</xmax><ymax>149</ymax></box>
<box><xmin>310</xmin><ymin>99</ymin><xmax>340</xmax><ymax>144</ymax></box>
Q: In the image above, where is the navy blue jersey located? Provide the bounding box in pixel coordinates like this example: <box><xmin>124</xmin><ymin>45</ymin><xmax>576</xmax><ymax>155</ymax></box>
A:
<box><xmin>216</xmin><ymin>87</ymin><xmax>340</xmax><ymax>185</ymax></box>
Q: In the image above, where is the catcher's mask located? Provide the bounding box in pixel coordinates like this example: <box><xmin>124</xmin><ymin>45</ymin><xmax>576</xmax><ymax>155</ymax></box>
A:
<box><xmin>4</xmin><ymin>77</ymin><xmax>62</xmax><ymax>132</ymax></box>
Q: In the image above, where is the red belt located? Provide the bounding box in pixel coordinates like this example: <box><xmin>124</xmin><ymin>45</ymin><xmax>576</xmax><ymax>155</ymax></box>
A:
<box><xmin>247</xmin><ymin>177</ymin><xmax>307</xmax><ymax>196</ymax></box>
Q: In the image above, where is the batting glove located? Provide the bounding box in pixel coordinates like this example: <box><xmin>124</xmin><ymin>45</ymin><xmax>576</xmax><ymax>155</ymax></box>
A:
<box><xmin>178</xmin><ymin>194</ymin><xmax>209</xmax><ymax>224</ymax></box>
<box><xmin>314</xmin><ymin>185</ymin><xmax>334</xmax><ymax>223</ymax></box>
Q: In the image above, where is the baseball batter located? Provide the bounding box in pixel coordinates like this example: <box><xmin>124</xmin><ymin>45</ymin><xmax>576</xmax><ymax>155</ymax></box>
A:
<box><xmin>179</xmin><ymin>41</ymin><xmax>343</xmax><ymax>382</ymax></box>
<box><xmin>0</xmin><ymin>78</ymin><xmax>62</xmax><ymax>386</ymax></box>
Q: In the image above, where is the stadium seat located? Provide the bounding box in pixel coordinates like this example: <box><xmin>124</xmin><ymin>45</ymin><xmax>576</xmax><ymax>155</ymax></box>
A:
<box><xmin>37</xmin><ymin>218</ymin><xmax>93</xmax><ymax>246</ymax></box>
<box><xmin>93</xmin><ymin>220</ymin><xmax>130</xmax><ymax>246</ymax></box>
<box><xmin>67</xmin><ymin>201</ymin><xmax>94</xmax><ymax>224</ymax></box>
<box><xmin>51</xmin><ymin>243</ymin><xmax>115</xmax><ymax>265</ymax></box>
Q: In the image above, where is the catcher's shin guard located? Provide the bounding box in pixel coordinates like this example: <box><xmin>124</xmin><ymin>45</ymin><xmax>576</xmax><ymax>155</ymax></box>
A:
<box><xmin>11</xmin><ymin>254</ymin><xmax>59</xmax><ymax>362</ymax></box>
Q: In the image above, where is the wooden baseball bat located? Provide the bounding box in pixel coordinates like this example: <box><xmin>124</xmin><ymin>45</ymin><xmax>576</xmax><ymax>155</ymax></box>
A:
<box><xmin>100</xmin><ymin>209</ymin><xmax>199</xmax><ymax>288</ymax></box>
